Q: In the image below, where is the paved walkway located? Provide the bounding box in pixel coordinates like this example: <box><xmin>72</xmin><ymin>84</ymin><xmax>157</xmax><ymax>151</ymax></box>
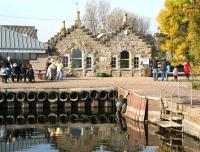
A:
<box><xmin>1</xmin><ymin>76</ymin><xmax>199</xmax><ymax>102</ymax></box>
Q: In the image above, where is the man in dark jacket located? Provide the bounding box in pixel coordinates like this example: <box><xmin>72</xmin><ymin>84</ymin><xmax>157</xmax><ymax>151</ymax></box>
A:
<box><xmin>160</xmin><ymin>59</ymin><xmax>167</xmax><ymax>81</ymax></box>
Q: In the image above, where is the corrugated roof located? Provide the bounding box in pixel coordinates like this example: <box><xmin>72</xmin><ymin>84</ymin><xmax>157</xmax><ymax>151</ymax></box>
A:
<box><xmin>0</xmin><ymin>26</ymin><xmax>48</xmax><ymax>53</ymax></box>
<box><xmin>0</xmin><ymin>25</ymin><xmax>38</xmax><ymax>39</ymax></box>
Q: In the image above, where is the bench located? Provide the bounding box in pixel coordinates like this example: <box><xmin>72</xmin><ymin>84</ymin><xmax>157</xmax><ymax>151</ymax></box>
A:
<box><xmin>34</xmin><ymin>70</ymin><xmax>46</xmax><ymax>80</ymax></box>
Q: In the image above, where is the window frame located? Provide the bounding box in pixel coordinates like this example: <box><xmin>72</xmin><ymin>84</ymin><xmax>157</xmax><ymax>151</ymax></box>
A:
<box><xmin>86</xmin><ymin>53</ymin><xmax>93</xmax><ymax>69</ymax></box>
<box><xmin>62</xmin><ymin>54</ymin><xmax>69</xmax><ymax>68</ymax></box>
<box><xmin>120</xmin><ymin>50</ymin><xmax>130</xmax><ymax>69</ymax></box>
<box><xmin>72</xmin><ymin>49</ymin><xmax>82</xmax><ymax>69</ymax></box>
<box><xmin>134</xmin><ymin>55</ymin><xmax>140</xmax><ymax>69</ymax></box>
<box><xmin>111</xmin><ymin>55</ymin><xmax>117</xmax><ymax>69</ymax></box>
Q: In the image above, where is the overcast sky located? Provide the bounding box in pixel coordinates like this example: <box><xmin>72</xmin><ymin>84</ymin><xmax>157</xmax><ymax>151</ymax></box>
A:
<box><xmin>0</xmin><ymin>0</ymin><xmax>165</xmax><ymax>42</ymax></box>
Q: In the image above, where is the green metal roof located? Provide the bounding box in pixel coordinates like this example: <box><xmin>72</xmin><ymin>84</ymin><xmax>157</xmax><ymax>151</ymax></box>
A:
<box><xmin>0</xmin><ymin>26</ymin><xmax>48</xmax><ymax>53</ymax></box>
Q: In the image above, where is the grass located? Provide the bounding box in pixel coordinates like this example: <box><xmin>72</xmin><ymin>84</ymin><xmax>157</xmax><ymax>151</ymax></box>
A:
<box><xmin>192</xmin><ymin>81</ymin><xmax>200</xmax><ymax>90</ymax></box>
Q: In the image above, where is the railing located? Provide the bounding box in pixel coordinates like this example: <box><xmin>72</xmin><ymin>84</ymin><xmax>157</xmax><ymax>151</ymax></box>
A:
<box><xmin>160</xmin><ymin>79</ymin><xmax>193</xmax><ymax>115</ymax></box>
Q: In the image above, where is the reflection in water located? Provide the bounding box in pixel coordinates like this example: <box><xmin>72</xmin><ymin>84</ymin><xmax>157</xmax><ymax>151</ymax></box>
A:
<box><xmin>0</xmin><ymin>108</ymin><xmax>200</xmax><ymax>152</ymax></box>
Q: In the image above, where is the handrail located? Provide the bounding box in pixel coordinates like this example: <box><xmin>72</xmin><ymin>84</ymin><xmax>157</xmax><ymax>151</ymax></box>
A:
<box><xmin>160</xmin><ymin>79</ymin><xmax>193</xmax><ymax>116</ymax></box>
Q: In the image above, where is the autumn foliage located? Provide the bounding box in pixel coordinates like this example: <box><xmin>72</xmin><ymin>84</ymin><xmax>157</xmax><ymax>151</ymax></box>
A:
<box><xmin>157</xmin><ymin>0</ymin><xmax>200</xmax><ymax>71</ymax></box>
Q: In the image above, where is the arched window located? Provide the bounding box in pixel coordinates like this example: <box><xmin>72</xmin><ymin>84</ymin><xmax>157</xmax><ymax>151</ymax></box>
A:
<box><xmin>111</xmin><ymin>54</ymin><xmax>117</xmax><ymax>69</ymax></box>
<box><xmin>86</xmin><ymin>53</ymin><xmax>92</xmax><ymax>69</ymax></box>
<box><xmin>62</xmin><ymin>54</ymin><xmax>69</xmax><ymax>68</ymax></box>
<box><xmin>72</xmin><ymin>49</ymin><xmax>82</xmax><ymax>68</ymax></box>
<box><xmin>120</xmin><ymin>50</ymin><xmax>129</xmax><ymax>68</ymax></box>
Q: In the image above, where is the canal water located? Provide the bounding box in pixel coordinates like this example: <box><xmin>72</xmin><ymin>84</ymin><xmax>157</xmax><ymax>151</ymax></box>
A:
<box><xmin>0</xmin><ymin>107</ymin><xmax>200</xmax><ymax>152</ymax></box>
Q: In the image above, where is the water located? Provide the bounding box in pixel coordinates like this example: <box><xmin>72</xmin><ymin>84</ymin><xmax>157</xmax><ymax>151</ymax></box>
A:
<box><xmin>0</xmin><ymin>107</ymin><xmax>200</xmax><ymax>152</ymax></box>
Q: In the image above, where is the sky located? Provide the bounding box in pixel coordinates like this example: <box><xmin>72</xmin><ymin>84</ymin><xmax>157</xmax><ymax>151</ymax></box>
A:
<box><xmin>0</xmin><ymin>0</ymin><xmax>165</xmax><ymax>42</ymax></box>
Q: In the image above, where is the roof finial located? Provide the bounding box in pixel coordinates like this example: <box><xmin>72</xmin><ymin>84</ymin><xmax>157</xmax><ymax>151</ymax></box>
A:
<box><xmin>100</xmin><ymin>21</ymin><xmax>105</xmax><ymax>33</ymax></box>
<box><xmin>60</xmin><ymin>20</ymin><xmax>66</xmax><ymax>33</ymax></box>
<box><xmin>122</xmin><ymin>13</ymin><xmax>128</xmax><ymax>27</ymax></box>
<box><xmin>75</xmin><ymin>11</ymin><xmax>81</xmax><ymax>27</ymax></box>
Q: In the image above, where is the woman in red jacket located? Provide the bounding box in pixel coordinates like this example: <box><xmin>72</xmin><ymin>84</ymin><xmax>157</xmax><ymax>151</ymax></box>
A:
<box><xmin>184</xmin><ymin>62</ymin><xmax>191</xmax><ymax>80</ymax></box>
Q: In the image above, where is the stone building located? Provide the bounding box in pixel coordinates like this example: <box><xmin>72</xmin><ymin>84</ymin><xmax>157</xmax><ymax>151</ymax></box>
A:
<box><xmin>48</xmin><ymin>12</ymin><xmax>153</xmax><ymax>77</ymax></box>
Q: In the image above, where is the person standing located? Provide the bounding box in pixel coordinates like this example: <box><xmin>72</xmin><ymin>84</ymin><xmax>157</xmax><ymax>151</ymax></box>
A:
<box><xmin>46</xmin><ymin>61</ymin><xmax>56</xmax><ymax>80</ymax></box>
<box><xmin>152</xmin><ymin>58</ymin><xmax>158</xmax><ymax>81</ymax></box>
<box><xmin>173</xmin><ymin>66</ymin><xmax>178</xmax><ymax>81</ymax></box>
<box><xmin>4</xmin><ymin>56</ymin><xmax>12</xmax><ymax>69</ymax></box>
<box><xmin>56</xmin><ymin>59</ymin><xmax>63</xmax><ymax>80</ymax></box>
<box><xmin>160</xmin><ymin>59</ymin><xmax>167</xmax><ymax>81</ymax></box>
<box><xmin>45</xmin><ymin>57</ymin><xmax>51</xmax><ymax>80</ymax></box>
<box><xmin>184</xmin><ymin>62</ymin><xmax>191</xmax><ymax>80</ymax></box>
<box><xmin>166</xmin><ymin>61</ymin><xmax>171</xmax><ymax>81</ymax></box>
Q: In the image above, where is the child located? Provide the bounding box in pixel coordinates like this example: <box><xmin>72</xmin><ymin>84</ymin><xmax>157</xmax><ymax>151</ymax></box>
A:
<box><xmin>173</xmin><ymin>66</ymin><xmax>178</xmax><ymax>81</ymax></box>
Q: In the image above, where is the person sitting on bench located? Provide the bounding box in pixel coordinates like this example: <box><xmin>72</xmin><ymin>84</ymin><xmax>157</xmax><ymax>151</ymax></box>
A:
<box><xmin>26</xmin><ymin>64</ymin><xmax>34</xmax><ymax>82</ymax></box>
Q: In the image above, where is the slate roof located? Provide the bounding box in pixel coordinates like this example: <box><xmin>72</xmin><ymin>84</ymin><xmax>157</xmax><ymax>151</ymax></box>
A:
<box><xmin>0</xmin><ymin>25</ymin><xmax>38</xmax><ymax>39</ymax></box>
<box><xmin>0</xmin><ymin>26</ymin><xmax>48</xmax><ymax>53</ymax></box>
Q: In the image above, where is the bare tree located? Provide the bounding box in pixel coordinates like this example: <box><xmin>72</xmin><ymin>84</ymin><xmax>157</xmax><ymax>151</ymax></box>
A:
<box><xmin>107</xmin><ymin>9</ymin><xmax>150</xmax><ymax>35</ymax></box>
<box><xmin>106</xmin><ymin>8</ymin><xmax>124</xmax><ymax>32</ymax></box>
<box><xmin>83</xmin><ymin>0</ymin><xmax>110</xmax><ymax>34</ymax></box>
<box><xmin>83</xmin><ymin>0</ymin><xmax>150</xmax><ymax>35</ymax></box>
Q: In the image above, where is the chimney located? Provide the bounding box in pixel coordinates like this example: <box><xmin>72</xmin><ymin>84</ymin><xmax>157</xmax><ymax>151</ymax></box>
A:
<box><xmin>75</xmin><ymin>11</ymin><xmax>81</xmax><ymax>27</ymax></box>
<box><xmin>100</xmin><ymin>21</ymin><xmax>105</xmax><ymax>33</ymax></box>
<box><xmin>60</xmin><ymin>20</ymin><xmax>66</xmax><ymax>33</ymax></box>
<box><xmin>122</xmin><ymin>13</ymin><xmax>128</xmax><ymax>27</ymax></box>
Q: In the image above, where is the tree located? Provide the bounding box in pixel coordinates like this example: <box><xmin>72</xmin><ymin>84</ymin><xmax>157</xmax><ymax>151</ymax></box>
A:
<box><xmin>83</xmin><ymin>0</ymin><xmax>150</xmax><ymax>35</ymax></box>
<box><xmin>82</xmin><ymin>0</ymin><xmax>110</xmax><ymax>34</ymax></box>
<box><xmin>106</xmin><ymin>9</ymin><xmax>150</xmax><ymax>35</ymax></box>
<box><xmin>157</xmin><ymin>0</ymin><xmax>200</xmax><ymax>69</ymax></box>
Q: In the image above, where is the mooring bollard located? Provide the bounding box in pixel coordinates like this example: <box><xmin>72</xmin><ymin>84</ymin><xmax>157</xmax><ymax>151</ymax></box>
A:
<box><xmin>59</xmin><ymin>114</ymin><xmax>68</xmax><ymax>123</ymax></box>
<box><xmin>48</xmin><ymin>91</ymin><xmax>59</xmax><ymax>103</ymax></box>
<box><xmin>37</xmin><ymin>115</ymin><xmax>46</xmax><ymax>124</ymax></box>
<box><xmin>69</xmin><ymin>114</ymin><xmax>78</xmax><ymax>123</ymax></box>
<box><xmin>98</xmin><ymin>114</ymin><xmax>107</xmax><ymax>123</ymax></box>
<box><xmin>108</xmin><ymin>114</ymin><xmax>116</xmax><ymax>123</ymax></box>
<box><xmin>27</xmin><ymin>115</ymin><xmax>36</xmax><ymax>124</ymax></box>
<box><xmin>89</xmin><ymin>115</ymin><xmax>97</xmax><ymax>124</ymax></box>
<box><xmin>59</xmin><ymin>91</ymin><xmax>68</xmax><ymax>102</ymax></box>
<box><xmin>79</xmin><ymin>114</ymin><xmax>89</xmax><ymax>123</ymax></box>
<box><xmin>69</xmin><ymin>91</ymin><xmax>79</xmax><ymax>102</ymax></box>
<box><xmin>108</xmin><ymin>90</ymin><xmax>118</xmax><ymax>101</ymax></box>
<box><xmin>27</xmin><ymin>91</ymin><xmax>37</xmax><ymax>102</ymax></box>
<box><xmin>98</xmin><ymin>90</ymin><xmax>108</xmax><ymax>101</ymax></box>
<box><xmin>37</xmin><ymin>91</ymin><xmax>47</xmax><ymax>102</ymax></box>
<box><xmin>48</xmin><ymin>113</ymin><xmax>57</xmax><ymax>124</ymax></box>
<box><xmin>79</xmin><ymin>91</ymin><xmax>89</xmax><ymax>102</ymax></box>
<box><xmin>16</xmin><ymin>91</ymin><xmax>26</xmax><ymax>102</ymax></box>
<box><xmin>6</xmin><ymin>115</ymin><xmax>15</xmax><ymax>125</ymax></box>
<box><xmin>6</xmin><ymin>92</ymin><xmax>16</xmax><ymax>102</ymax></box>
<box><xmin>16</xmin><ymin>115</ymin><xmax>25</xmax><ymax>124</ymax></box>
<box><xmin>89</xmin><ymin>90</ymin><xmax>99</xmax><ymax>100</ymax></box>
<box><xmin>0</xmin><ymin>90</ymin><xmax>5</xmax><ymax>103</ymax></box>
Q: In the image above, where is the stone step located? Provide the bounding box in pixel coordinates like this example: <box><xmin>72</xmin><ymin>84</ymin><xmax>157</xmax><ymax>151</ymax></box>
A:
<box><xmin>154</xmin><ymin>120</ymin><xmax>182</xmax><ymax>129</ymax></box>
<box><xmin>161</xmin><ymin>114</ymin><xmax>183</xmax><ymax>121</ymax></box>
<box><xmin>165</xmin><ymin>108</ymin><xmax>183</xmax><ymax>114</ymax></box>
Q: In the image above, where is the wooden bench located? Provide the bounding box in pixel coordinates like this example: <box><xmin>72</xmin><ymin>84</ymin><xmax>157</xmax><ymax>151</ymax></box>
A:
<box><xmin>34</xmin><ymin>70</ymin><xmax>46</xmax><ymax>80</ymax></box>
